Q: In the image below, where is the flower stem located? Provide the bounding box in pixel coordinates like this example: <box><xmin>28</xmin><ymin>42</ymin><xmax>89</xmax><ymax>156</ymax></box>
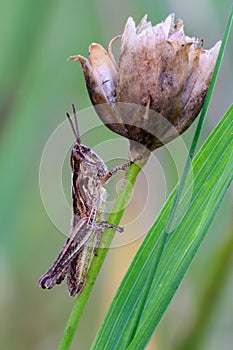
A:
<box><xmin>58</xmin><ymin>162</ymin><xmax>142</xmax><ymax>350</ymax></box>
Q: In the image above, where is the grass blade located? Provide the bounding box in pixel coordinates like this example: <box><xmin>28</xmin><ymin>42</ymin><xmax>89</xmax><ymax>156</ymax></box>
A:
<box><xmin>92</xmin><ymin>104</ymin><xmax>233</xmax><ymax>350</ymax></box>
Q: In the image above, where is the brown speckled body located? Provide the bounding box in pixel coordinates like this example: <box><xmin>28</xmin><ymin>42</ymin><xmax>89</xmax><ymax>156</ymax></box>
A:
<box><xmin>38</xmin><ymin>142</ymin><xmax>108</xmax><ymax>296</ymax></box>
<box><xmin>38</xmin><ymin>106</ymin><xmax>131</xmax><ymax>296</ymax></box>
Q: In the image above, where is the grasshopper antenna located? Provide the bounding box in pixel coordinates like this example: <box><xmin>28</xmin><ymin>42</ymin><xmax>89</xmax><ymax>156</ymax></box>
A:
<box><xmin>72</xmin><ymin>104</ymin><xmax>81</xmax><ymax>143</ymax></box>
<box><xmin>66</xmin><ymin>104</ymin><xmax>82</xmax><ymax>145</ymax></box>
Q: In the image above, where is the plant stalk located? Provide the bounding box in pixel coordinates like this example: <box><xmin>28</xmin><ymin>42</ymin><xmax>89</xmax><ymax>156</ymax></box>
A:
<box><xmin>58</xmin><ymin>162</ymin><xmax>142</xmax><ymax>350</ymax></box>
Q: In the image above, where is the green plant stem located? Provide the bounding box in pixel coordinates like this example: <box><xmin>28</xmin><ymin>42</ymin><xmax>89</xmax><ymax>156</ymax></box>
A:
<box><xmin>58</xmin><ymin>162</ymin><xmax>142</xmax><ymax>350</ymax></box>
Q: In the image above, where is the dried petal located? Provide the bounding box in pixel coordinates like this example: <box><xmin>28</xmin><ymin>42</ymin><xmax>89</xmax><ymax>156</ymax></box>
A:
<box><xmin>70</xmin><ymin>14</ymin><xmax>221</xmax><ymax>163</ymax></box>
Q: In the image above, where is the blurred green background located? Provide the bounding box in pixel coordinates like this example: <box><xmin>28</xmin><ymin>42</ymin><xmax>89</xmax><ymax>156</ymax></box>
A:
<box><xmin>0</xmin><ymin>0</ymin><xmax>232</xmax><ymax>349</ymax></box>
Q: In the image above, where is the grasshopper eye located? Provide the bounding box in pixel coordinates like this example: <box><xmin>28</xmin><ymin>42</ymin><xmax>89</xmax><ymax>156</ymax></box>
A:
<box><xmin>72</xmin><ymin>148</ymin><xmax>85</xmax><ymax>163</ymax></box>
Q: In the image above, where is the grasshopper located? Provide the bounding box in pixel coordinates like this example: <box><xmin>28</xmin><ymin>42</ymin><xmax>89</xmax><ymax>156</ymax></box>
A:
<box><xmin>38</xmin><ymin>104</ymin><xmax>132</xmax><ymax>296</ymax></box>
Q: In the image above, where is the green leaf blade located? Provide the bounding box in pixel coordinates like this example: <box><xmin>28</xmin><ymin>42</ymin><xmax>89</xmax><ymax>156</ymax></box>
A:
<box><xmin>92</xmin><ymin>105</ymin><xmax>233</xmax><ymax>350</ymax></box>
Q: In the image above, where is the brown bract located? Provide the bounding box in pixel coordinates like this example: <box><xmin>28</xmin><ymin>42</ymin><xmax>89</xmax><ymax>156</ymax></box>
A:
<box><xmin>69</xmin><ymin>14</ymin><xmax>221</xmax><ymax>163</ymax></box>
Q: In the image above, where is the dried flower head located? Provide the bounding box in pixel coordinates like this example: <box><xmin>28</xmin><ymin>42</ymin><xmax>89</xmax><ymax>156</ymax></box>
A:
<box><xmin>69</xmin><ymin>14</ymin><xmax>221</xmax><ymax>163</ymax></box>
